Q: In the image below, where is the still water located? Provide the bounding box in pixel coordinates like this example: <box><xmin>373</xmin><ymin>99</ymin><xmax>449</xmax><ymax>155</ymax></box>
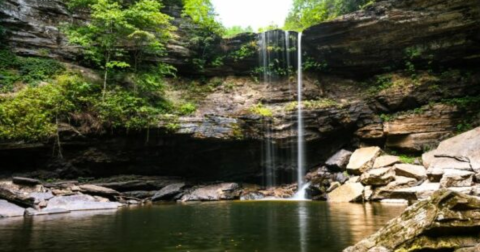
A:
<box><xmin>0</xmin><ymin>201</ymin><xmax>405</xmax><ymax>252</ymax></box>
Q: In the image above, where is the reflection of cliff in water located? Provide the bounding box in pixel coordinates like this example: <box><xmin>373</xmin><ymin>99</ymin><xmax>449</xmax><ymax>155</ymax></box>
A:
<box><xmin>0</xmin><ymin>202</ymin><xmax>405</xmax><ymax>252</ymax></box>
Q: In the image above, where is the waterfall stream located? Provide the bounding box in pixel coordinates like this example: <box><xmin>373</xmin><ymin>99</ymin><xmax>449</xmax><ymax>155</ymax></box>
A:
<box><xmin>258</xmin><ymin>31</ymin><xmax>307</xmax><ymax>199</ymax></box>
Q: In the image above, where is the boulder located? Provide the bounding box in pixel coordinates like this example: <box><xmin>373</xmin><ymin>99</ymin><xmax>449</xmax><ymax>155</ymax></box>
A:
<box><xmin>344</xmin><ymin>190</ymin><xmax>480</xmax><ymax>252</ymax></box>
<box><xmin>0</xmin><ymin>200</ymin><xmax>25</xmax><ymax>218</ymax></box>
<box><xmin>389</xmin><ymin>181</ymin><xmax>440</xmax><ymax>201</ymax></box>
<box><xmin>440</xmin><ymin>169</ymin><xmax>474</xmax><ymax>188</ymax></box>
<box><xmin>433</xmin><ymin>127</ymin><xmax>480</xmax><ymax>172</ymax></box>
<box><xmin>152</xmin><ymin>183</ymin><xmax>186</xmax><ymax>201</ymax></box>
<box><xmin>12</xmin><ymin>177</ymin><xmax>41</xmax><ymax>186</ymax></box>
<box><xmin>0</xmin><ymin>182</ymin><xmax>38</xmax><ymax>207</ymax></box>
<box><xmin>373</xmin><ymin>156</ymin><xmax>400</xmax><ymax>169</ymax></box>
<box><xmin>426</xmin><ymin>127</ymin><xmax>480</xmax><ymax>183</ymax></box>
<box><xmin>346</xmin><ymin>147</ymin><xmax>382</xmax><ymax>175</ymax></box>
<box><xmin>325</xmin><ymin>149</ymin><xmax>352</xmax><ymax>171</ymax></box>
<box><xmin>180</xmin><ymin>183</ymin><xmax>241</xmax><ymax>202</ymax></box>
<box><xmin>29</xmin><ymin>191</ymin><xmax>54</xmax><ymax>204</ymax></box>
<box><xmin>394</xmin><ymin>164</ymin><xmax>426</xmax><ymax>180</ymax></box>
<box><xmin>359</xmin><ymin>168</ymin><xmax>395</xmax><ymax>186</ymax></box>
<box><xmin>327</xmin><ymin>182</ymin><xmax>364</xmax><ymax>203</ymax></box>
<box><xmin>79</xmin><ymin>184</ymin><xmax>120</xmax><ymax>198</ymax></box>
<box><xmin>371</xmin><ymin>176</ymin><xmax>418</xmax><ymax>201</ymax></box>
<box><xmin>422</xmin><ymin>150</ymin><xmax>436</xmax><ymax>168</ymax></box>
<box><xmin>44</xmin><ymin>195</ymin><xmax>122</xmax><ymax>211</ymax></box>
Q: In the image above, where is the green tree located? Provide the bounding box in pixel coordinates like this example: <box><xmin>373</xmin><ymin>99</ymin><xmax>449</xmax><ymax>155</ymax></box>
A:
<box><xmin>224</xmin><ymin>26</ymin><xmax>254</xmax><ymax>38</ymax></box>
<box><xmin>284</xmin><ymin>0</ymin><xmax>371</xmax><ymax>31</ymax></box>
<box><xmin>181</xmin><ymin>0</ymin><xmax>225</xmax><ymax>71</ymax></box>
<box><xmin>64</xmin><ymin>0</ymin><xmax>174</xmax><ymax>100</ymax></box>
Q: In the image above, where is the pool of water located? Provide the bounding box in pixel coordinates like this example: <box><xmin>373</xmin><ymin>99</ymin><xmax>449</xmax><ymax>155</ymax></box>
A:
<box><xmin>0</xmin><ymin>201</ymin><xmax>405</xmax><ymax>252</ymax></box>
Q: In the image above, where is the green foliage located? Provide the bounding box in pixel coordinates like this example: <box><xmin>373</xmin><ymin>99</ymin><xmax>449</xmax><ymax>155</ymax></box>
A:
<box><xmin>441</xmin><ymin>96</ymin><xmax>480</xmax><ymax>109</ymax></box>
<box><xmin>178</xmin><ymin>102</ymin><xmax>197</xmax><ymax>115</ymax></box>
<box><xmin>258</xmin><ymin>23</ymin><xmax>280</xmax><ymax>33</ymax></box>
<box><xmin>284</xmin><ymin>0</ymin><xmax>371</xmax><ymax>31</ymax></box>
<box><xmin>224</xmin><ymin>26</ymin><xmax>254</xmax><ymax>38</ymax></box>
<box><xmin>0</xmin><ymin>49</ymin><xmax>65</xmax><ymax>92</ymax></box>
<box><xmin>249</xmin><ymin>103</ymin><xmax>273</xmax><ymax>117</ymax></box>
<box><xmin>285</xmin><ymin>99</ymin><xmax>338</xmax><ymax>111</ymax></box>
<box><xmin>399</xmin><ymin>155</ymin><xmax>416</xmax><ymax>164</ymax></box>
<box><xmin>0</xmin><ymin>83</ymin><xmax>72</xmax><ymax>141</ymax></box>
<box><xmin>303</xmin><ymin>56</ymin><xmax>328</xmax><ymax>71</ymax></box>
<box><xmin>379</xmin><ymin>114</ymin><xmax>392</xmax><ymax>122</ymax></box>
<box><xmin>181</xmin><ymin>0</ymin><xmax>224</xmax><ymax>71</ymax></box>
<box><xmin>230</xmin><ymin>43</ymin><xmax>257</xmax><ymax>62</ymax></box>
<box><xmin>64</xmin><ymin>0</ymin><xmax>174</xmax><ymax>92</ymax></box>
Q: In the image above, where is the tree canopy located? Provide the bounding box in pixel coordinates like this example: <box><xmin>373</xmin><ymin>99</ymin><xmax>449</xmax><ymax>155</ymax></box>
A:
<box><xmin>284</xmin><ymin>0</ymin><xmax>373</xmax><ymax>31</ymax></box>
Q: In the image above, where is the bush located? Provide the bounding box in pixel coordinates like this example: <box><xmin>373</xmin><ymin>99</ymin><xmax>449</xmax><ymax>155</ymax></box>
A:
<box><xmin>178</xmin><ymin>102</ymin><xmax>197</xmax><ymax>115</ymax></box>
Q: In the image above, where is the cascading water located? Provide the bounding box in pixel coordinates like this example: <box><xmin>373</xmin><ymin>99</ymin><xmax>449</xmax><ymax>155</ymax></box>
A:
<box><xmin>258</xmin><ymin>31</ymin><xmax>307</xmax><ymax>199</ymax></box>
<box><xmin>292</xmin><ymin>32</ymin><xmax>308</xmax><ymax>200</ymax></box>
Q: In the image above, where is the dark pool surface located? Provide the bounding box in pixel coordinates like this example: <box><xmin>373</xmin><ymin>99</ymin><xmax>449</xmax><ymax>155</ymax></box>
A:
<box><xmin>0</xmin><ymin>201</ymin><xmax>406</xmax><ymax>252</ymax></box>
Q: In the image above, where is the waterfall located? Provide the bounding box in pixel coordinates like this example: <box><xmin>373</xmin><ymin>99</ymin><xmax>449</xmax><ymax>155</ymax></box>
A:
<box><xmin>259</xmin><ymin>32</ymin><xmax>276</xmax><ymax>188</ymax></box>
<box><xmin>294</xmin><ymin>32</ymin><xmax>307</xmax><ymax>199</ymax></box>
<box><xmin>257</xmin><ymin>31</ymin><xmax>307</xmax><ymax>197</ymax></box>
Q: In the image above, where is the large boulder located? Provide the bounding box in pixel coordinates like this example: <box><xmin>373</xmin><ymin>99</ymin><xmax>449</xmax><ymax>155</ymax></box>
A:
<box><xmin>389</xmin><ymin>181</ymin><xmax>440</xmax><ymax>201</ymax></box>
<box><xmin>344</xmin><ymin>190</ymin><xmax>480</xmax><ymax>252</ymax></box>
<box><xmin>0</xmin><ymin>200</ymin><xmax>25</xmax><ymax>218</ymax></box>
<box><xmin>327</xmin><ymin>182</ymin><xmax>364</xmax><ymax>203</ymax></box>
<box><xmin>359</xmin><ymin>168</ymin><xmax>395</xmax><ymax>186</ymax></box>
<box><xmin>0</xmin><ymin>181</ymin><xmax>40</xmax><ymax>207</ymax></box>
<box><xmin>394</xmin><ymin>164</ymin><xmax>427</xmax><ymax>180</ymax></box>
<box><xmin>440</xmin><ymin>169</ymin><xmax>474</xmax><ymax>188</ymax></box>
<box><xmin>12</xmin><ymin>177</ymin><xmax>41</xmax><ymax>186</ymax></box>
<box><xmin>180</xmin><ymin>183</ymin><xmax>241</xmax><ymax>202</ymax></box>
<box><xmin>346</xmin><ymin>147</ymin><xmax>382</xmax><ymax>175</ymax></box>
<box><xmin>427</xmin><ymin>127</ymin><xmax>480</xmax><ymax>182</ymax></box>
<box><xmin>325</xmin><ymin>149</ymin><xmax>352</xmax><ymax>171</ymax></box>
<box><xmin>152</xmin><ymin>183</ymin><xmax>186</xmax><ymax>201</ymax></box>
<box><xmin>371</xmin><ymin>176</ymin><xmax>418</xmax><ymax>201</ymax></box>
<box><xmin>373</xmin><ymin>155</ymin><xmax>400</xmax><ymax>169</ymax></box>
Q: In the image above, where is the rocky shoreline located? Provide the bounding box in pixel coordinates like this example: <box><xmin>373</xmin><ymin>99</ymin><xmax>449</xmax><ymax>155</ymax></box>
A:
<box><xmin>1</xmin><ymin>127</ymin><xmax>478</xmax><ymax>221</ymax></box>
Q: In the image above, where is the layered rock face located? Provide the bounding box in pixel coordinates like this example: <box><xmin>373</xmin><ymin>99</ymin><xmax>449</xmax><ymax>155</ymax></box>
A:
<box><xmin>303</xmin><ymin>0</ymin><xmax>480</xmax><ymax>76</ymax></box>
<box><xmin>344</xmin><ymin>190</ymin><xmax>480</xmax><ymax>252</ymax></box>
<box><xmin>0</xmin><ymin>0</ymin><xmax>479</xmax><ymax>183</ymax></box>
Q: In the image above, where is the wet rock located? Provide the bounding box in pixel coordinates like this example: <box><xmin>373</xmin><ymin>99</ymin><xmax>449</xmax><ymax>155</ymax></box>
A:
<box><xmin>79</xmin><ymin>185</ymin><xmax>120</xmax><ymax>198</ymax></box>
<box><xmin>346</xmin><ymin>147</ymin><xmax>382</xmax><ymax>175</ymax></box>
<box><xmin>394</xmin><ymin>164</ymin><xmax>426</xmax><ymax>180</ymax></box>
<box><xmin>12</xmin><ymin>177</ymin><xmax>41</xmax><ymax>186</ymax></box>
<box><xmin>373</xmin><ymin>156</ymin><xmax>400</xmax><ymax>169</ymax></box>
<box><xmin>122</xmin><ymin>191</ymin><xmax>155</xmax><ymax>199</ymax></box>
<box><xmin>328</xmin><ymin>182</ymin><xmax>364</xmax><ymax>203</ymax></box>
<box><xmin>44</xmin><ymin>195</ymin><xmax>122</xmax><ymax>211</ymax></box>
<box><xmin>363</xmin><ymin>186</ymin><xmax>373</xmax><ymax>201</ymax></box>
<box><xmin>0</xmin><ymin>200</ymin><xmax>25</xmax><ymax>218</ymax></box>
<box><xmin>440</xmin><ymin>169</ymin><xmax>474</xmax><ymax>188</ymax></box>
<box><xmin>94</xmin><ymin>176</ymin><xmax>184</xmax><ymax>192</ymax></box>
<box><xmin>360</xmin><ymin>168</ymin><xmax>395</xmax><ymax>186</ymax></box>
<box><xmin>240</xmin><ymin>192</ymin><xmax>265</xmax><ymax>201</ymax></box>
<box><xmin>180</xmin><ymin>183</ymin><xmax>240</xmax><ymax>202</ymax></box>
<box><xmin>344</xmin><ymin>190</ymin><xmax>480</xmax><ymax>252</ymax></box>
<box><xmin>152</xmin><ymin>183</ymin><xmax>186</xmax><ymax>201</ymax></box>
<box><xmin>325</xmin><ymin>149</ymin><xmax>352</xmax><ymax>171</ymax></box>
<box><xmin>25</xmin><ymin>207</ymin><xmax>70</xmax><ymax>216</ymax></box>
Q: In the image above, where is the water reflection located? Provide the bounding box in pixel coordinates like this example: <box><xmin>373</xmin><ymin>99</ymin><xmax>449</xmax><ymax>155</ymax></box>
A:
<box><xmin>0</xmin><ymin>202</ymin><xmax>405</xmax><ymax>252</ymax></box>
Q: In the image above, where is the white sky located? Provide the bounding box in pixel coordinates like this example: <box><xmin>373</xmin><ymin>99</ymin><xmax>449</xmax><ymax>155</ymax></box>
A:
<box><xmin>211</xmin><ymin>0</ymin><xmax>293</xmax><ymax>30</ymax></box>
